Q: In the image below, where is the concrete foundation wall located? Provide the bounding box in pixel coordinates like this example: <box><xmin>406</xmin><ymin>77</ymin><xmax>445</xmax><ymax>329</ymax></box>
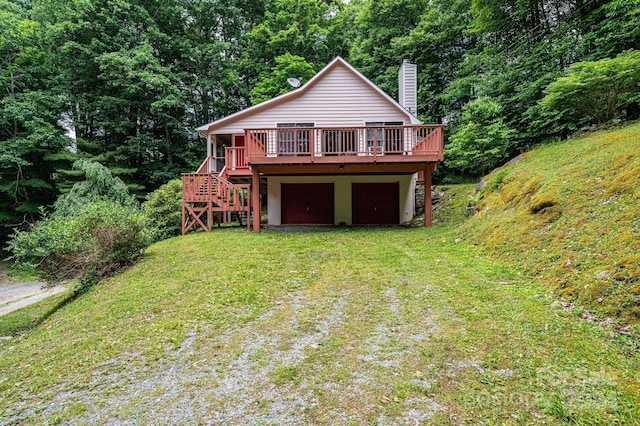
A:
<box><xmin>267</xmin><ymin>175</ymin><xmax>415</xmax><ymax>225</ymax></box>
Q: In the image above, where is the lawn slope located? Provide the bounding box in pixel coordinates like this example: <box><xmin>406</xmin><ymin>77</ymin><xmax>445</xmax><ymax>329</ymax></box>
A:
<box><xmin>1</xmin><ymin>225</ymin><xmax>639</xmax><ymax>424</ymax></box>
<box><xmin>465</xmin><ymin>122</ymin><xmax>640</xmax><ymax>325</ymax></box>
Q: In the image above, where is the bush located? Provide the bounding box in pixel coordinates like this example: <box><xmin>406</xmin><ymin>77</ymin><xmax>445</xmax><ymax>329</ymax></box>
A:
<box><xmin>142</xmin><ymin>178</ymin><xmax>182</xmax><ymax>241</ymax></box>
<box><xmin>445</xmin><ymin>97</ymin><xmax>516</xmax><ymax>176</ymax></box>
<box><xmin>8</xmin><ymin>199</ymin><xmax>152</xmax><ymax>289</ymax></box>
<box><xmin>541</xmin><ymin>50</ymin><xmax>640</xmax><ymax>123</ymax></box>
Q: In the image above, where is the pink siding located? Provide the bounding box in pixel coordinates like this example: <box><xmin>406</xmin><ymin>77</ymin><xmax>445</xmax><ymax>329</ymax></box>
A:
<box><xmin>213</xmin><ymin>64</ymin><xmax>413</xmax><ymax>134</ymax></box>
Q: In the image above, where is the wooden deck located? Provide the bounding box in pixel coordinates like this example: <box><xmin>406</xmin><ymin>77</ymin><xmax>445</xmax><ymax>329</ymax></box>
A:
<box><xmin>182</xmin><ymin>125</ymin><xmax>443</xmax><ymax>233</ymax></box>
<box><xmin>205</xmin><ymin>125</ymin><xmax>444</xmax><ymax>176</ymax></box>
<box><xmin>246</xmin><ymin>124</ymin><xmax>443</xmax><ymax>167</ymax></box>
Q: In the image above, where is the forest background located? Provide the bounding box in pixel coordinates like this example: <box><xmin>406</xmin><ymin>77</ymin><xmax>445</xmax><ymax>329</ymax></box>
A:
<box><xmin>2</xmin><ymin>0</ymin><xmax>639</xmax><ymax>238</ymax></box>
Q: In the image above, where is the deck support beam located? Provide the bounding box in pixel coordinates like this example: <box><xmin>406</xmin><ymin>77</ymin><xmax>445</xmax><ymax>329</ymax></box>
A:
<box><xmin>181</xmin><ymin>199</ymin><xmax>186</xmax><ymax>235</ymax></box>
<box><xmin>424</xmin><ymin>163</ymin><xmax>435</xmax><ymax>227</ymax></box>
<box><xmin>252</xmin><ymin>167</ymin><xmax>260</xmax><ymax>232</ymax></box>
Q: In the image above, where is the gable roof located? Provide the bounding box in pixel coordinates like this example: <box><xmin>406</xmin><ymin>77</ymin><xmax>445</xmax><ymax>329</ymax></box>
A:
<box><xmin>197</xmin><ymin>56</ymin><xmax>421</xmax><ymax>135</ymax></box>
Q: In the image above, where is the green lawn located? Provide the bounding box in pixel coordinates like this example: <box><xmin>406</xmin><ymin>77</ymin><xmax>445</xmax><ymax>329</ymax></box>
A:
<box><xmin>1</xmin><ymin>222</ymin><xmax>639</xmax><ymax>424</ymax></box>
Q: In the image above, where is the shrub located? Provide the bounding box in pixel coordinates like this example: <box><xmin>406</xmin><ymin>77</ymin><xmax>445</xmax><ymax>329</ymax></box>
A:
<box><xmin>142</xmin><ymin>179</ymin><xmax>182</xmax><ymax>241</ymax></box>
<box><xmin>541</xmin><ymin>50</ymin><xmax>640</xmax><ymax>123</ymax></box>
<box><xmin>8</xmin><ymin>199</ymin><xmax>151</xmax><ymax>289</ymax></box>
<box><xmin>445</xmin><ymin>97</ymin><xmax>516</xmax><ymax>176</ymax></box>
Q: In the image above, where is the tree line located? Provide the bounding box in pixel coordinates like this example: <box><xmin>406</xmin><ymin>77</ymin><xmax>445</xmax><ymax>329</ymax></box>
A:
<box><xmin>2</xmin><ymin>0</ymin><xmax>639</xmax><ymax>235</ymax></box>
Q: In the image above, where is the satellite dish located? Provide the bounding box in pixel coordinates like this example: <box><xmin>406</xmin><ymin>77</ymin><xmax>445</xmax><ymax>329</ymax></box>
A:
<box><xmin>287</xmin><ymin>77</ymin><xmax>301</xmax><ymax>88</ymax></box>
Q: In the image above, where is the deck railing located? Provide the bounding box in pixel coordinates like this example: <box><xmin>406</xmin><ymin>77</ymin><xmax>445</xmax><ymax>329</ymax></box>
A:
<box><xmin>245</xmin><ymin>125</ymin><xmax>443</xmax><ymax>162</ymax></box>
<box><xmin>183</xmin><ymin>173</ymin><xmax>216</xmax><ymax>203</ymax></box>
<box><xmin>195</xmin><ymin>156</ymin><xmax>213</xmax><ymax>174</ymax></box>
<box><xmin>182</xmin><ymin>172</ymin><xmax>252</xmax><ymax>232</ymax></box>
<box><xmin>225</xmin><ymin>147</ymin><xmax>249</xmax><ymax>171</ymax></box>
<box><xmin>195</xmin><ymin>155</ymin><xmax>230</xmax><ymax>174</ymax></box>
<box><xmin>183</xmin><ymin>173</ymin><xmax>250</xmax><ymax>206</ymax></box>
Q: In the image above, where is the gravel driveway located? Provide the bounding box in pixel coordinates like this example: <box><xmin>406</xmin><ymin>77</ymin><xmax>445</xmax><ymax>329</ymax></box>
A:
<box><xmin>5</xmin><ymin>284</ymin><xmax>445</xmax><ymax>424</ymax></box>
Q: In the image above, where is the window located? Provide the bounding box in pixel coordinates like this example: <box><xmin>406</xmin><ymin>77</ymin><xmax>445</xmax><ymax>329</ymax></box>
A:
<box><xmin>277</xmin><ymin>123</ymin><xmax>314</xmax><ymax>155</ymax></box>
<box><xmin>365</xmin><ymin>121</ymin><xmax>404</xmax><ymax>155</ymax></box>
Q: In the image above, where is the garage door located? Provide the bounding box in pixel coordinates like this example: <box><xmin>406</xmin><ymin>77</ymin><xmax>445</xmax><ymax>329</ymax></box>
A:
<box><xmin>281</xmin><ymin>183</ymin><xmax>334</xmax><ymax>224</ymax></box>
<box><xmin>352</xmin><ymin>182</ymin><xmax>400</xmax><ymax>224</ymax></box>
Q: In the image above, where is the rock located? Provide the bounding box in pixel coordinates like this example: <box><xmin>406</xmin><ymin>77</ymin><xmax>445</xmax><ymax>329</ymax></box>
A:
<box><xmin>466</xmin><ymin>200</ymin><xmax>476</xmax><ymax>216</ymax></box>
<box><xmin>502</xmin><ymin>154</ymin><xmax>524</xmax><ymax>168</ymax></box>
<box><xmin>414</xmin><ymin>185</ymin><xmax>445</xmax><ymax>216</ymax></box>
<box><xmin>529</xmin><ymin>194</ymin><xmax>557</xmax><ymax>214</ymax></box>
<box><xmin>475</xmin><ymin>178</ymin><xmax>487</xmax><ymax>197</ymax></box>
<box><xmin>474</xmin><ymin>154</ymin><xmax>525</xmax><ymax>200</ymax></box>
<box><xmin>597</xmin><ymin>271</ymin><xmax>610</xmax><ymax>280</ymax></box>
<box><xmin>415</xmin><ymin>185</ymin><xmax>425</xmax><ymax>215</ymax></box>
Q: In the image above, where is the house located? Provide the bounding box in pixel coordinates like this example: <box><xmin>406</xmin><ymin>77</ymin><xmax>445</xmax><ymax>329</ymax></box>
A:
<box><xmin>182</xmin><ymin>57</ymin><xmax>444</xmax><ymax>233</ymax></box>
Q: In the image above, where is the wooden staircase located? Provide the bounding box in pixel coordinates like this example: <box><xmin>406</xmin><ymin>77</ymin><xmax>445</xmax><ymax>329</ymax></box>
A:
<box><xmin>181</xmin><ymin>165</ymin><xmax>253</xmax><ymax>234</ymax></box>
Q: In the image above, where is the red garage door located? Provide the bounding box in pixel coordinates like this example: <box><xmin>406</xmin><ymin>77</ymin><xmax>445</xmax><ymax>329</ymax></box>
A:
<box><xmin>352</xmin><ymin>182</ymin><xmax>400</xmax><ymax>224</ymax></box>
<box><xmin>281</xmin><ymin>183</ymin><xmax>334</xmax><ymax>224</ymax></box>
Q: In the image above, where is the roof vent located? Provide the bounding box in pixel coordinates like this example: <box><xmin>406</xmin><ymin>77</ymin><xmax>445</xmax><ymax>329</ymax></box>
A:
<box><xmin>398</xmin><ymin>59</ymin><xmax>417</xmax><ymax>116</ymax></box>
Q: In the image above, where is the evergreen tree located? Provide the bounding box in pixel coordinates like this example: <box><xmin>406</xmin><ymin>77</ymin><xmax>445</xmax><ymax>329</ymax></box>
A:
<box><xmin>0</xmin><ymin>1</ymin><xmax>70</xmax><ymax>234</ymax></box>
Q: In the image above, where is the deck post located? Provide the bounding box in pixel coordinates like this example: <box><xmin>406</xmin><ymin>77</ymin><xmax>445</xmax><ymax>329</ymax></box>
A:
<box><xmin>424</xmin><ymin>163</ymin><xmax>434</xmax><ymax>227</ymax></box>
<box><xmin>206</xmin><ymin>134</ymin><xmax>212</xmax><ymax>158</ymax></box>
<box><xmin>181</xmin><ymin>198</ymin><xmax>186</xmax><ymax>235</ymax></box>
<box><xmin>207</xmin><ymin>175</ymin><xmax>213</xmax><ymax>231</ymax></box>
<box><xmin>252</xmin><ymin>167</ymin><xmax>260</xmax><ymax>232</ymax></box>
<box><xmin>207</xmin><ymin>203</ymin><xmax>212</xmax><ymax>231</ymax></box>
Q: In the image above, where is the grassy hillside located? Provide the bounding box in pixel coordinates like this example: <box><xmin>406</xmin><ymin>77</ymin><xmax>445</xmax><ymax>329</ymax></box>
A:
<box><xmin>2</xmin><ymin>227</ymin><xmax>640</xmax><ymax>423</ymax></box>
<box><xmin>465</xmin><ymin>122</ymin><xmax>640</xmax><ymax>324</ymax></box>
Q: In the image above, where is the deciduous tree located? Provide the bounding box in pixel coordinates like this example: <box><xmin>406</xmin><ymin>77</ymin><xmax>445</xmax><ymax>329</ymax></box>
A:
<box><xmin>541</xmin><ymin>50</ymin><xmax>640</xmax><ymax>123</ymax></box>
<box><xmin>249</xmin><ymin>53</ymin><xmax>316</xmax><ymax>104</ymax></box>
